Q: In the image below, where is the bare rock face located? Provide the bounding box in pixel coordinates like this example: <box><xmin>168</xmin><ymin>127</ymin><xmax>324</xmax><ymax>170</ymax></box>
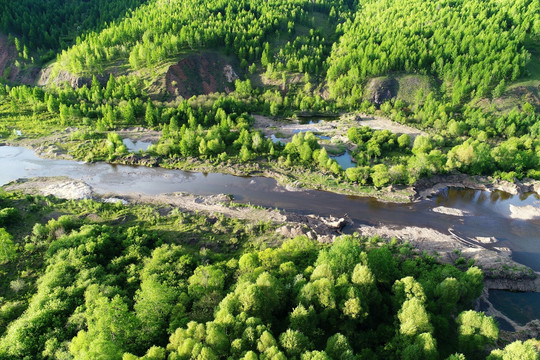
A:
<box><xmin>366</xmin><ymin>77</ymin><xmax>399</xmax><ymax>105</ymax></box>
<box><xmin>37</xmin><ymin>67</ymin><xmax>107</xmax><ymax>88</ymax></box>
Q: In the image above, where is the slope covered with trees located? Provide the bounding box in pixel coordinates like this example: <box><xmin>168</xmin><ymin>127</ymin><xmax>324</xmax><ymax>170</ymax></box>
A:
<box><xmin>52</xmin><ymin>0</ymin><xmax>350</xmax><ymax>75</ymax></box>
<box><xmin>0</xmin><ymin>191</ymin><xmax>538</xmax><ymax>359</ymax></box>
<box><xmin>326</xmin><ymin>0</ymin><xmax>540</xmax><ymax>103</ymax></box>
<box><xmin>0</xmin><ymin>0</ymin><xmax>147</xmax><ymax>62</ymax></box>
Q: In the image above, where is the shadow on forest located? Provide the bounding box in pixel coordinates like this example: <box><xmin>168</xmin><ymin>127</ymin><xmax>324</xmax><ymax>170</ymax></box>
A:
<box><xmin>0</xmin><ymin>0</ymin><xmax>150</xmax><ymax>57</ymax></box>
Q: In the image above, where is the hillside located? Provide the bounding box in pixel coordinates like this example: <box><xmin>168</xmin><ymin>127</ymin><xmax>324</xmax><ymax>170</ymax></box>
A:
<box><xmin>0</xmin><ymin>0</ymin><xmax>538</xmax><ymax>193</ymax></box>
<box><xmin>1</xmin><ymin>0</ymin><xmax>540</xmax><ymax>359</ymax></box>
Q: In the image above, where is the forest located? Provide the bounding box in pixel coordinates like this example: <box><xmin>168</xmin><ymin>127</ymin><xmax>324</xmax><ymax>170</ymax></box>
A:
<box><xmin>0</xmin><ymin>0</ymin><xmax>538</xmax><ymax>192</ymax></box>
<box><xmin>0</xmin><ymin>0</ymin><xmax>539</xmax><ymax>358</ymax></box>
<box><xmin>0</xmin><ymin>190</ymin><xmax>538</xmax><ymax>359</ymax></box>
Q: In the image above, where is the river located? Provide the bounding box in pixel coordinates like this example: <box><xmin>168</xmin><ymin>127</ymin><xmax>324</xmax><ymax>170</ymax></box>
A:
<box><xmin>1</xmin><ymin>145</ymin><xmax>539</xmax><ymax>328</ymax></box>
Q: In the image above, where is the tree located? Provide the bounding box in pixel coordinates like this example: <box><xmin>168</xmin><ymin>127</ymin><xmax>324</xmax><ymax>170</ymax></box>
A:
<box><xmin>398</xmin><ymin>134</ymin><xmax>411</xmax><ymax>149</ymax></box>
<box><xmin>261</xmin><ymin>43</ymin><xmax>272</xmax><ymax>67</ymax></box>
<box><xmin>0</xmin><ymin>228</ymin><xmax>15</xmax><ymax>263</ymax></box>
<box><xmin>279</xmin><ymin>329</ymin><xmax>310</xmax><ymax>357</ymax></box>
<box><xmin>325</xmin><ymin>334</ymin><xmax>354</xmax><ymax>360</ymax></box>
<box><xmin>134</xmin><ymin>275</ymin><xmax>177</xmax><ymax>345</ymax></box>
<box><xmin>145</xmin><ymin>101</ymin><xmax>157</xmax><ymax>127</ymax></box>
<box><xmin>398</xmin><ymin>298</ymin><xmax>433</xmax><ymax>336</ymax></box>
<box><xmin>371</xmin><ymin>164</ymin><xmax>390</xmax><ymax>187</ymax></box>
<box><xmin>69</xmin><ymin>286</ymin><xmax>140</xmax><ymax>359</ymax></box>
<box><xmin>457</xmin><ymin>310</ymin><xmax>498</xmax><ymax>358</ymax></box>
<box><xmin>487</xmin><ymin>339</ymin><xmax>540</xmax><ymax>360</ymax></box>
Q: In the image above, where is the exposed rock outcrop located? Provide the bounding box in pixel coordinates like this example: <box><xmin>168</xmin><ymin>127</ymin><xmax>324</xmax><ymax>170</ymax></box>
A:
<box><xmin>365</xmin><ymin>77</ymin><xmax>399</xmax><ymax>105</ymax></box>
<box><xmin>415</xmin><ymin>174</ymin><xmax>540</xmax><ymax>199</ymax></box>
<box><xmin>165</xmin><ymin>52</ymin><xmax>241</xmax><ymax>98</ymax></box>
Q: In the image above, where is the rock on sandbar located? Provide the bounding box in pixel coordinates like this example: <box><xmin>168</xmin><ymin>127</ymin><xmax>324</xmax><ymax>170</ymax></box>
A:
<box><xmin>432</xmin><ymin>206</ymin><xmax>470</xmax><ymax>216</ymax></box>
<box><xmin>5</xmin><ymin>177</ymin><xmax>93</xmax><ymax>200</ymax></box>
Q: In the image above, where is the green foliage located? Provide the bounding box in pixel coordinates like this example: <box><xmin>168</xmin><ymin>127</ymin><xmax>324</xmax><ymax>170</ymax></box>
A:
<box><xmin>487</xmin><ymin>339</ymin><xmax>540</xmax><ymax>360</ymax></box>
<box><xmin>0</xmin><ymin>228</ymin><xmax>16</xmax><ymax>263</ymax></box>
<box><xmin>0</xmin><ymin>194</ymin><xmax>530</xmax><ymax>360</ymax></box>
<box><xmin>327</xmin><ymin>0</ymin><xmax>538</xmax><ymax>101</ymax></box>
<box><xmin>457</xmin><ymin>310</ymin><xmax>499</xmax><ymax>358</ymax></box>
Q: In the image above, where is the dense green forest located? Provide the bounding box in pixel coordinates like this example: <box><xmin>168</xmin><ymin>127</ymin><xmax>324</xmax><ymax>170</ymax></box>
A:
<box><xmin>0</xmin><ymin>191</ymin><xmax>538</xmax><ymax>359</ymax></box>
<box><xmin>0</xmin><ymin>0</ymin><xmax>540</xmax><ymax>357</ymax></box>
<box><xmin>0</xmin><ymin>0</ymin><xmax>538</xmax><ymax>194</ymax></box>
<box><xmin>0</xmin><ymin>0</ymin><xmax>147</xmax><ymax>62</ymax></box>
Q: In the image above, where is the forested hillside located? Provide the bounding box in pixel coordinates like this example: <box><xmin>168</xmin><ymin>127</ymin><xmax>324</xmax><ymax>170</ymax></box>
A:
<box><xmin>0</xmin><ymin>0</ymin><xmax>147</xmax><ymax>62</ymax></box>
<box><xmin>0</xmin><ymin>0</ymin><xmax>537</xmax><ymax>193</ymax></box>
<box><xmin>327</xmin><ymin>0</ymin><xmax>540</xmax><ymax>103</ymax></box>
<box><xmin>51</xmin><ymin>0</ymin><xmax>350</xmax><ymax>75</ymax></box>
<box><xmin>0</xmin><ymin>191</ymin><xmax>538</xmax><ymax>359</ymax></box>
<box><xmin>1</xmin><ymin>0</ymin><xmax>540</xmax><ymax>358</ymax></box>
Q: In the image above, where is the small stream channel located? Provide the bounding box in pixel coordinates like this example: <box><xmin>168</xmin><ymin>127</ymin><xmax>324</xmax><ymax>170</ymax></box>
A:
<box><xmin>1</xmin><ymin>145</ymin><xmax>539</xmax><ymax>328</ymax></box>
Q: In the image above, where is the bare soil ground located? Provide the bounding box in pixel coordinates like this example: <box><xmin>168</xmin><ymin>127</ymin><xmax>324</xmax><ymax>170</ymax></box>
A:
<box><xmin>165</xmin><ymin>52</ymin><xmax>240</xmax><ymax>99</ymax></box>
<box><xmin>115</xmin><ymin>127</ymin><xmax>162</xmax><ymax>143</ymax></box>
<box><xmin>0</xmin><ymin>35</ymin><xmax>17</xmax><ymax>80</ymax></box>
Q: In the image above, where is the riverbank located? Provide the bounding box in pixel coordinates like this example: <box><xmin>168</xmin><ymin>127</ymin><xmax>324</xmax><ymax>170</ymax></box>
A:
<box><xmin>4</xmin><ymin>132</ymin><xmax>540</xmax><ymax>207</ymax></box>
<box><xmin>2</xmin><ymin>134</ymin><xmax>416</xmax><ymax>203</ymax></box>
<box><xmin>5</xmin><ymin>176</ymin><xmax>538</xmax><ymax>295</ymax></box>
<box><xmin>4</xmin><ymin>177</ymin><xmax>350</xmax><ymax>242</ymax></box>
<box><xmin>415</xmin><ymin>173</ymin><xmax>540</xmax><ymax>200</ymax></box>
<box><xmin>355</xmin><ymin>224</ymin><xmax>539</xmax><ymax>293</ymax></box>
<box><xmin>476</xmin><ymin>288</ymin><xmax>540</xmax><ymax>343</ymax></box>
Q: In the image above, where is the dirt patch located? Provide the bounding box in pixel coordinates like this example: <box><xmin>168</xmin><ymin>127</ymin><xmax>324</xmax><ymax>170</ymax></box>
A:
<box><xmin>115</xmin><ymin>127</ymin><xmax>162</xmax><ymax>143</ymax></box>
<box><xmin>353</xmin><ymin>114</ymin><xmax>427</xmax><ymax>140</ymax></box>
<box><xmin>165</xmin><ymin>52</ymin><xmax>240</xmax><ymax>99</ymax></box>
<box><xmin>0</xmin><ymin>34</ymin><xmax>18</xmax><ymax>82</ymax></box>
<box><xmin>475</xmin><ymin>85</ymin><xmax>540</xmax><ymax>114</ymax></box>
<box><xmin>253</xmin><ymin>113</ymin><xmax>426</xmax><ymax>147</ymax></box>
<box><xmin>5</xmin><ymin>177</ymin><xmax>93</xmax><ymax>200</ymax></box>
